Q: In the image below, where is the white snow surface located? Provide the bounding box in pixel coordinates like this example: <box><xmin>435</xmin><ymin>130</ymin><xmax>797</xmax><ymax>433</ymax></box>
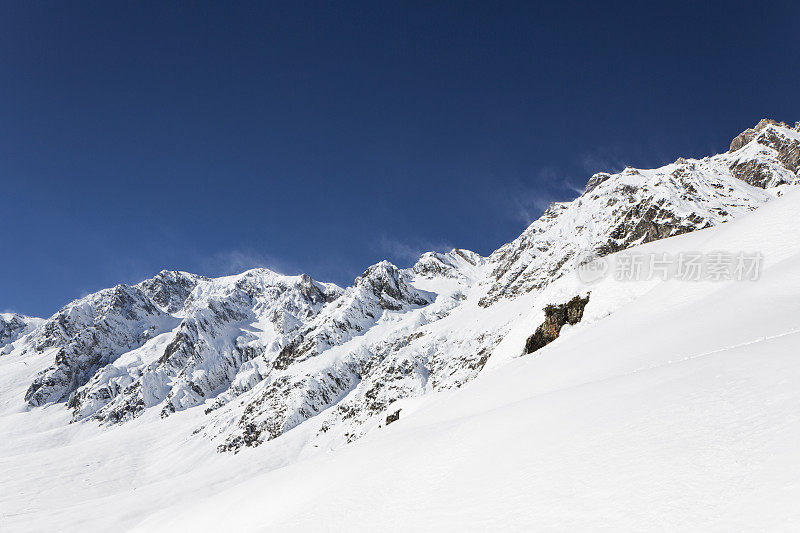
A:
<box><xmin>3</xmin><ymin>185</ymin><xmax>799</xmax><ymax>533</ymax></box>
<box><xmin>2</xmin><ymin>120</ymin><xmax>800</xmax><ymax>531</ymax></box>
<box><xmin>134</xmin><ymin>188</ymin><xmax>800</xmax><ymax>532</ymax></box>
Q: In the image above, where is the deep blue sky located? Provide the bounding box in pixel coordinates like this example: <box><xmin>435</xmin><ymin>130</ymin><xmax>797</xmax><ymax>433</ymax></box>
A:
<box><xmin>1</xmin><ymin>1</ymin><xmax>798</xmax><ymax>317</ymax></box>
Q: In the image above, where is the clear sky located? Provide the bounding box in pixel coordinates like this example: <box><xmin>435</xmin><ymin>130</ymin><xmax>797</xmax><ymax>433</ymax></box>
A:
<box><xmin>1</xmin><ymin>1</ymin><xmax>798</xmax><ymax>317</ymax></box>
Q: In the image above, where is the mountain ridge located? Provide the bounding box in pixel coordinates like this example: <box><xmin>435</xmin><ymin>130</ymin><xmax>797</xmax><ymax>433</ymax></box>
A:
<box><xmin>5</xmin><ymin>118</ymin><xmax>799</xmax><ymax>453</ymax></box>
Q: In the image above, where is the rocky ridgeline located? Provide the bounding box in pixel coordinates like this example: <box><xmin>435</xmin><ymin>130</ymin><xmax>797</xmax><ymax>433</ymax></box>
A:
<box><xmin>8</xmin><ymin>119</ymin><xmax>799</xmax><ymax>452</ymax></box>
<box><xmin>67</xmin><ymin>269</ymin><xmax>342</xmax><ymax>424</ymax></box>
<box><xmin>479</xmin><ymin>119</ymin><xmax>799</xmax><ymax>306</ymax></box>
<box><xmin>23</xmin><ymin>285</ymin><xmax>176</xmax><ymax>407</ymax></box>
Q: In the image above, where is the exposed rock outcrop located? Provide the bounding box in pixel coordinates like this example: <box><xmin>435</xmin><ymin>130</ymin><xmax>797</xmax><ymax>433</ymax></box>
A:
<box><xmin>524</xmin><ymin>295</ymin><xmax>590</xmax><ymax>354</ymax></box>
<box><xmin>138</xmin><ymin>270</ymin><xmax>208</xmax><ymax>314</ymax></box>
<box><xmin>727</xmin><ymin>120</ymin><xmax>800</xmax><ymax>188</ymax></box>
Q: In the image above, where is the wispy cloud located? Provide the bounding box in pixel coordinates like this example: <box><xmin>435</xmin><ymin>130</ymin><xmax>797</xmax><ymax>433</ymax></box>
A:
<box><xmin>375</xmin><ymin>235</ymin><xmax>454</xmax><ymax>267</ymax></box>
<box><xmin>580</xmin><ymin>140</ymin><xmax>681</xmax><ymax>177</ymax></box>
<box><xmin>493</xmin><ymin>166</ymin><xmax>581</xmax><ymax>226</ymax></box>
<box><xmin>194</xmin><ymin>249</ymin><xmax>290</xmax><ymax>277</ymax></box>
<box><xmin>189</xmin><ymin>248</ymin><xmax>360</xmax><ymax>288</ymax></box>
<box><xmin>581</xmin><ymin>150</ymin><xmax>629</xmax><ymax>176</ymax></box>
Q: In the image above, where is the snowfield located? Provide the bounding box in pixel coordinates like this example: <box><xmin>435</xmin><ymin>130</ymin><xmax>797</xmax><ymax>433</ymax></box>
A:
<box><xmin>2</xmin><ymin>189</ymin><xmax>799</xmax><ymax>532</ymax></box>
<box><xmin>1</xmin><ymin>119</ymin><xmax>800</xmax><ymax>531</ymax></box>
<box><xmin>133</xmin><ymin>188</ymin><xmax>800</xmax><ymax>532</ymax></box>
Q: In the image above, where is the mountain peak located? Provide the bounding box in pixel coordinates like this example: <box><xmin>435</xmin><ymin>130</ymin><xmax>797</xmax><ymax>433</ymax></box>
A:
<box><xmin>729</xmin><ymin>118</ymin><xmax>800</xmax><ymax>152</ymax></box>
<box><xmin>412</xmin><ymin>248</ymin><xmax>484</xmax><ymax>280</ymax></box>
<box><xmin>481</xmin><ymin>120</ymin><xmax>800</xmax><ymax>307</ymax></box>
<box><xmin>356</xmin><ymin>260</ymin><xmax>430</xmax><ymax>310</ymax></box>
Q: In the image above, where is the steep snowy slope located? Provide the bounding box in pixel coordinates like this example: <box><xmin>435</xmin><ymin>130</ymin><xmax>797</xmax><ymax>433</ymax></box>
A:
<box><xmin>134</xmin><ymin>187</ymin><xmax>800</xmax><ymax>533</ymax></box>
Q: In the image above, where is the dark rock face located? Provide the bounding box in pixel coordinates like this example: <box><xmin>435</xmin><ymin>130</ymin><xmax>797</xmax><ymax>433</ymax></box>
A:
<box><xmin>524</xmin><ymin>295</ymin><xmax>590</xmax><ymax>354</ymax></box>
<box><xmin>600</xmin><ymin>195</ymin><xmax>709</xmax><ymax>255</ymax></box>
<box><xmin>356</xmin><ymin>261</ymin><xmax>431</xmax><ymax>310</ymax></box>
<box><xmin>386</xmin><ymin>409</ymin><xmax>401</xmax><ymax>425</ymax></box>
<box><xmin>728</xmin><ymin>119</ymin><xmax>778</xmax><ymax>152</ymax></box>
<box><xmin>138</xmin><ymin>271</ymin><xmax>207</xmax><ymax>313</ymax></box>
<box><xmin>584</xmin><ymin>172</ymin><xmax>611</xmax><ymax>194</ymax></box>
<box><xmin>729</xmin><ymin>159</ymin><xmax>781</xmax><ymax>189</ymax></box>
<box><xmin>728</xmin><ymin>119</ymin><xmax>800</xmax><ymax>188</ymax></box>
<box><xmin>728</xmin><ymin>118</ymin><xmax>795</xmax><ymax>153</ymax></box>
<box><xmin>756</xmin><ymin>127</ymin><xmax>800</xmax><ymax>173</ymax></box>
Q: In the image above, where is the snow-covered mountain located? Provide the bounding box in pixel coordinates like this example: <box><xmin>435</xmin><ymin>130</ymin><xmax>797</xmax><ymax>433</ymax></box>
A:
<box><xmin>481</xmin><ymin>118</ymin><xmax>798</xmax><ymax>305</ymax></box>
<box><xmin>2</xmin><ymin>118</ymin><xmax>800</xmax><ymax>531</ymax></box>
<box><xmin>0</xmin><ymin>313</ymin><xmax>43</xmax><ymax>353</ymax></box>
<box><xmin>135</xmin><ymin>184</ymin><xmax>800</xmax><ymax>532</ymax></box>
<box><xmin>4</xmin><ymin>119</ymin><xmax>799</xmax><ymax>457</ymax></box>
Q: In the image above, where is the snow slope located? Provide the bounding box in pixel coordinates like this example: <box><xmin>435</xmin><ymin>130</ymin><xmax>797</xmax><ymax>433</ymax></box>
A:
<box><xmin>134</xmin><ymin>188</ymin><xmax>800</xmax><ymax>532</ymax></box>
<box><xmin>1</xmin><ymin>180</ymin><xmax>798</xmax><ymax>533</ymax></box>
<box><xmin>1</xmin><ymin>119</ymin><xmax>799</xmax><ymax>531</ymax></box>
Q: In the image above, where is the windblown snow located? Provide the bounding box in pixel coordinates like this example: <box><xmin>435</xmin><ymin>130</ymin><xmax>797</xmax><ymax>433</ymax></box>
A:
<box><xmin>1</xmin><ymin>119</ymin><xmax>799</xmax><ymax>532</ymax></box>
